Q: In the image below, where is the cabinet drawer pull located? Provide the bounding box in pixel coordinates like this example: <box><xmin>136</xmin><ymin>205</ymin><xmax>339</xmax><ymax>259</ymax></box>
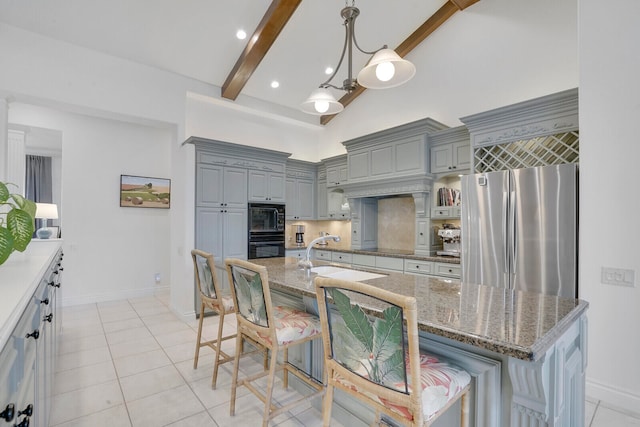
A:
<box><xmin>14</xmin><ymin>416</ymin><xmax>30</xmax><ymax>427</ymax></box>
<box><xmin>43</xmin><ymin>314</ymin><xmax>53</xmax><ymax>323</ymax></box>
<box><xmin>17</xmin><ymin>404</ymin><xmax>32</xmax><ymax>417</ymax></box>
<box><xmin>0</xmin><ymin>403</ymin><xmax>15</xmax><ymax>422</ymax></box>
<box><xmin>25</xmin><ymin>330</ymin><xmax>39</xmax><ymax>340</ymax></box>
<box><xmin>40</xmin><ymin>298</ymin><xmax>49</xmax><ymax>305</ymax></box>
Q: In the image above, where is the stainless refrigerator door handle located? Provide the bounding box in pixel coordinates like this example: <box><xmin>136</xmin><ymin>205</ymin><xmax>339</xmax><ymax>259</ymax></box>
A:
<box><xmin>510</xmin><ymin>190</ymin><xmax>517</xmax><ymax>275</ymax></box>
<box><xmin>503</xmin><ymin>191</ymin><xmax>509</xmax><ymax>274</ymax></box>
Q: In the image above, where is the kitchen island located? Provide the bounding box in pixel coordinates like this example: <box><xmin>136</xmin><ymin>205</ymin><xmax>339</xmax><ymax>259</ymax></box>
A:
<box><xmin>251</xmin><ymin>256</ymin><xmax>589</xmax><ymax>427</ymax></box>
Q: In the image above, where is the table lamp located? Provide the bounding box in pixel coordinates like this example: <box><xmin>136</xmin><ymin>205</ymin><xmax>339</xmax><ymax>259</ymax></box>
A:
<box><xmin>35</xmin><ymin>203</ymin><xmax>58</xmax><ymax>239</ymax></box>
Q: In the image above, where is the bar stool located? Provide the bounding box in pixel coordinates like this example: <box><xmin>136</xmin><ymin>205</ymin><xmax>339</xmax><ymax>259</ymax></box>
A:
<box><xmin>225</xmin><ymin>258</ymin><xmax>324</xmax><ymax>427</ymax></box>
<box><xmin>315</xmin><ymin>276</ymin><xmax>471</xmax><ymax>426</ymax></box>
<box><xmin>191</xmin><ymin>249</ymin><xmax>237</xmax><ymax>389</ymax></box>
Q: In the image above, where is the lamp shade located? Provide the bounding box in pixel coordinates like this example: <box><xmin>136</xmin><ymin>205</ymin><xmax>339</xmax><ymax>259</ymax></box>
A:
<box><xmin>35</xmin><ymin>203</ymin><xmax>58</xmax><ymax>220</ymax></box>
<box><xmin>357</xmin><ymin>48</ymin><xmax>416</xmax><ymax>89</ymax></box>
<box><xmin>300</xmin><ymin>88</ymin><xmax>344</xmax><ymax>115</ymax></box>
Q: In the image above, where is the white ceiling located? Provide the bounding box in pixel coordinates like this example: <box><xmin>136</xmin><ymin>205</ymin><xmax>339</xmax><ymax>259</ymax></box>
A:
<box><xmin>0</xmin><ymin>0</ymin><xmax>447</xmax><ymax>114</ymax></box>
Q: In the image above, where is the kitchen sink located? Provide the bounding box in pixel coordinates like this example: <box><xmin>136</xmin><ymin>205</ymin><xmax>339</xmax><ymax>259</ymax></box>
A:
<box><xmin>310</xmin><ymin>266</ymin><xmax>386</xmax><ymax>282</ymax></box>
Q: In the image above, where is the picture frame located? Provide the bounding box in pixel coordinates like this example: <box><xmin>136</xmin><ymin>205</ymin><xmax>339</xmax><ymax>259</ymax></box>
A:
<box><xmin>120</xmin><ymin>175</ymin><xmax>171</xmax><ymax>209</ymax></box>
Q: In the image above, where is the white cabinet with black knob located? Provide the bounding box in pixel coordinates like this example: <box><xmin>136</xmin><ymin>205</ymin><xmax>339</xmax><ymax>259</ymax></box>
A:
<box><xmin>0</xmin><ymin>241</ymin><xmax>63</xmax><ymax>427</ymax></box>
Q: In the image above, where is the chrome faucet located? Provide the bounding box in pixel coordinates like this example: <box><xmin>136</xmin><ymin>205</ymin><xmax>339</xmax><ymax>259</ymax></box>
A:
<box><xmin>298</xmin><ymin>235</ymin><xmax>341</xmax><ymax>269</ymax></box>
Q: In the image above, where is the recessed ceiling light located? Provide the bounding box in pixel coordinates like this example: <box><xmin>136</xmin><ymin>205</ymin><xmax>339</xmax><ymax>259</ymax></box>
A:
<box><xmin>271</xmin><ymin>81</ymin><xmax>280</xmax><ymax>89</ymax></box>
<box><xmin>236</xmin><ymin>29</ymin><xmax>247</xmax><ymax>40</ymax></box>
<box><xmin>325</xmin><ymin>67</ymin><xmax>334</xmax><ymax>75</ymax></box>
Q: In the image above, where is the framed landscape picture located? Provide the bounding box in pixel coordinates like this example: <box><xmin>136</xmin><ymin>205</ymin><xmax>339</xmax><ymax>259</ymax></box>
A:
<box><xmin>120</xmin><ymin>175</ymin><xmax>171</xmax><ymax>209</ymax></box>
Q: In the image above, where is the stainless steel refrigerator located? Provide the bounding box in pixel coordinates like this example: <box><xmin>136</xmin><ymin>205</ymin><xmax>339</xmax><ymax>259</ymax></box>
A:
<box><xmin>461</xmin><ymin>164</ymin><xmax>578</xmax><ymax>298</ymax></box>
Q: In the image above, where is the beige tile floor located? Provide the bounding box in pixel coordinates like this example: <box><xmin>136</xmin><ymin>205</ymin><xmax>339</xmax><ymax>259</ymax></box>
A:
<box><xmin>51</xmin><ymin>290</ymin><xmax>640</xmax><ymax>427</ymax></box>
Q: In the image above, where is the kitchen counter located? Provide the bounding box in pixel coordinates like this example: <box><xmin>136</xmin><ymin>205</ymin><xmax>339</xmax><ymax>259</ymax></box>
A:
<box><xmin>285</xmin><ymin>245</ymin><xmax>461</xmax><ymax>264</ymax></box>
<box><xmin>0</xmin><ymin>240</ymin><xmax>62</xmax><ymax>352</ymax></box>
<box><xmin>251</xmin><ymin>256</ymin><xmax>589</xmax><ymax>426</ymax></box>
<box><xmin>252</xmin><ymin>257</ymin><xmax>585</xmax><ymax>361</ymax></box>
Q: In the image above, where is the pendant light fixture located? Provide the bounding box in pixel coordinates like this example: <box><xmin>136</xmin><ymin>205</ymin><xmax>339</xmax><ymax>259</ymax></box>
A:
<box><xmin>300</xmin><ymin>1</ymin><xmax>415</xmax><ymax>116</ymax></box>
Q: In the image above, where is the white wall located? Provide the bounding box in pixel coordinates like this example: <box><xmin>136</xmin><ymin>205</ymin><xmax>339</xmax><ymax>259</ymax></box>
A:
<box><xmin>185</xmin><ymin>93</ymin><xmax>322</xmax><ymax>162</ymax></box>
<box><xmin>9</xmin><ymin>103</ymin><xmax>173</xmax><ymax>305</ymax></box>
<box><xmin>579</xmin><ymin>0</ymin><xmax>640</xmax><ymax>411</ymax></box>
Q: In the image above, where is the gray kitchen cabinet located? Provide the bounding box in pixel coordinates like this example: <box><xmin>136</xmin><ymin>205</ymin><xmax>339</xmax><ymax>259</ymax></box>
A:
<box><xmin>324</xmin><ymin>154</ymin><xmax>348</xmax><ymax>188</ymax></box>
<box><xmin>343</xmin><ymin>118</ymin><xmax>448</xmax><ymax>184</ymax></box>
<box><xmin>327</xmin><ymin>189</ymin><xmax>350</xmax><ymax>219</ymax></box>
<box><xmin>429</xmin><ymin>126</ymin><xmax>471</xmax><ymax>175</ymax></box>
<box><xmin>415</xmin><ymin>219</ymin><xmax>430</xmax><ymax>254</ymax></box>
<box><xmin>350</xmin><ymin>198</ymin><xmax>377</xmax><ymax>250</ymax></box>
<box><xmin>331</xmin><ymin>251</ymin><xmax>352</xmax><ymax>266</ymax></box>
<box><xmin>314</xmin><ymin>250</ymin><xmax>332</xmax><ymax>262</ymax></box>
<box><xmin>403</xmin><ymin>259</ymin><xmax>435</xmax><ymax>276</ymax></box>
<box><xmin>248</xmin><ymin>170</ymin><xmax>286</xmax><ymax>202</ymax></box>
<box><xmin>195</xmin><ymin>207</ymin><xmax>247</xmax><ymax>288</ymax></box>
<box><xmin>431</xmin><ymin>206</ymin><xmax>461</xmax><ymax>219</ymax></box>
<box><xmin>196</xmin><ymin>165</ymin><xmax>247</xmax><ymax>209</ymax></box>
<box><xmin>286</xmin><ymin>177</ymin><xmax>314</xmax><ymax>220</ymax></box>
<box><xmin>286</xmin><ymin>159</ymin><xmax>317</xmax><ymax>220</ymax></box>
<box><xmin>433</xmin><ymin>262</ymin><xmax>461</xmax><ymax>278</ymax></box>
<box><xmin>285</xmin><ymin>249</ymin><xmax>306</xmax><ymax>260</ymax></box>
<box><xmin>316</xmin><ymin>176</ymin><xmax>328</xmax><ymax>219</ymax></box>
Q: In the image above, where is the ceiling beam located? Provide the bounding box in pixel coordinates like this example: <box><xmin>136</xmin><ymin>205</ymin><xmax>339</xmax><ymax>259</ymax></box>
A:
<box><xmin>320</xmin><ymin>0</ymin><xmax>480</xmax><ymax>125</ymax></box>
<box><xmin>221</xmin><ymin>0</ymin><xmax>302</xmax><ymax>101</ymax></box>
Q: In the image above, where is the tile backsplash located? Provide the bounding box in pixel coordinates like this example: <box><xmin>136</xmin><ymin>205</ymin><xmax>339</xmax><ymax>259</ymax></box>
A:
<box><xmin>285</xmin><ymin>220</ymin><xmax>351</xmax><ymax>249</ymax></box>
<box><xmin>377</xmin><ymin>197</ymin><xmax>415</xmax><ymax>251</ymax></box>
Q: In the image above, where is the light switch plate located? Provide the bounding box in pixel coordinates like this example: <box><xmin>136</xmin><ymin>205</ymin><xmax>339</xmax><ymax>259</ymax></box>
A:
<box><xmin>601</xmin><ymin>267</ymin><xmax>635</xmax><ymax>287</ymax></box>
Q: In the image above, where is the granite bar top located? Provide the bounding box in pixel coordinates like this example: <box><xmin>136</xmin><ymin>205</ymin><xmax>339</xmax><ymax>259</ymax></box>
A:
<box><xmin>251</xmin><ymin>257</ymin><xmax>588</xmax><ymax>362</ymax></box>
<box><xmin>285</xmin><ymin>245</ymin><xmax>460</xmax><ymax>264</ymax></box>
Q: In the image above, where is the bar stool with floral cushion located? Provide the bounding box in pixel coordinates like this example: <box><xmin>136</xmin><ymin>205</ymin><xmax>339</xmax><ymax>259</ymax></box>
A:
<box><xmin>225</xmin><ymin>258</ymin><xmax>324</xmax><ymax>427</ymax></box>
<box><xmin>191</xmin><ymin>249</ymin><xmax>265</xmax><ymax>389</ymax></box>
<box><xmin>315</xmin><ymin>276</ymin><xmax>471</xmax><ymax>426</ymax></box>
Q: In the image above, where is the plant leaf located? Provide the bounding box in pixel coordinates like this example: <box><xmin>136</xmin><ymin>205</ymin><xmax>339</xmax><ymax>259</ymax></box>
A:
<box><xmin>11</xmin><ymin>194</ymin><xmax>36</xmax><ymax>219</ymax></box>
<box><xmin>0</xmin><ymin>182</ymin><xmax>9</xmax><ymax>203</ymax></box>
<box><xmin>7</xmin><ymin>208</ymin><xmax>35</xmax><ymax>252</ymax></box>
<box><xmin>0</xmin><ymin>227</ymin><xmax>14</xmax><ymax>264</ymax></box>
<box><xmin>372</xmin><ymin>306</ymin><xmax>403</xmax><ymax>363</ymax></box>
<box><xmin>329</xmin><ymin>289</ymin><xmax>373</xmax><ymax>353</ymax></box>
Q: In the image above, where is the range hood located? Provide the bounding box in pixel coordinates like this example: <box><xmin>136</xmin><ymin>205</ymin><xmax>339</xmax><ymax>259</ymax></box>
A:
<box><xmin>341</xmin><ymin>175</ymin><xmax>433</xmax><ymax>199</ymax></box>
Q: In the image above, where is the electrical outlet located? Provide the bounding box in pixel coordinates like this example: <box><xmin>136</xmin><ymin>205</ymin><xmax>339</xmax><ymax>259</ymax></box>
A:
<box><xmin>154</xmin><ymin>273</ymin><xmax>161</xmax><ymax>284</ymax></box>
<box><xmin>601</xmin><ymin>267</ymin><xmax>635</xmax><ymax>287</ymax></box>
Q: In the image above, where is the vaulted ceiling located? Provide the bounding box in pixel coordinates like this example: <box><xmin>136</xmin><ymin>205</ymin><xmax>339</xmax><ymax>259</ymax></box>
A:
<box><xmin>0</xmin><ymin>1</ymin><xmax>480</xmax><ymax>124</ymax></box>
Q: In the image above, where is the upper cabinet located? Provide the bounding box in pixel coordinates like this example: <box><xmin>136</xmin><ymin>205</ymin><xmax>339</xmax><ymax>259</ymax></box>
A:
<box><xmin>429</xmin><ymin>126</ymin><xmax>471</xmax><ymax>176</ymax></box>
<box><xmin>187</xmin><ymin>136</ymin><xmax>291</xmax><ymax>205</ymax></box>
<box><xmin>316</xmin><ymin>165</ymin><xmax>328</xmax><ymax>219</ymax></box>
<box><xmin>285</xmin><ymin>159</ymin><xmax>316</xmax><ymax>220</ymax></box>
<box><xmin>196</xmin><ymin>164</ymin><xmax>247</xmax><ymax>208</ymax></box>
<box><xmin>343</xmin><ymin>118</ymin><xmax>448</xmax><ymax>186</ymax></box>
<box><xmin>248</xmin><ymin>170</ymin><xmax>285</xmax><ymax>202</ymax></box>
<box><xmin>325</xmin><ymin>154</ymin><xmax>348</xmax><ymax>188</ymax></box>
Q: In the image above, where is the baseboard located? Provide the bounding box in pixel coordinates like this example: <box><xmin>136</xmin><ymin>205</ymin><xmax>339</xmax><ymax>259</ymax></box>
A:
<box><xmin>60</xmin><ymin>285</ymin><xmax>170</xmax><ymax>307</ymax></box>
<box><xmin>586</xmin><ymin>378</ymin><xmax>640</xmax><ymax>416</ymax></box>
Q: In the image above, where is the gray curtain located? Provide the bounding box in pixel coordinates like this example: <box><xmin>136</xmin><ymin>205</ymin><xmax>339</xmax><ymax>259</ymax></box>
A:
<box><xmin>25</xmin><ymin>155</ymin><xmax>53</xmax><ymax>234</ymax></box>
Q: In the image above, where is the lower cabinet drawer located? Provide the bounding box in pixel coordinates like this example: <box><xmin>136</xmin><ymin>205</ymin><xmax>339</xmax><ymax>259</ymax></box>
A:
<box><xmin>314</xmin><ymin>250</ymin><xmax>332</xmax><ymax>261</ymax></box>
<box><xmin>375</xmin><ymin>256</ymin><xmax>404</xmax><ymax>272</ymax></box>
<box><xmin>434</xmin><ymin>262</ymin><xmax>461</xmax><ymax>278</ymax></box>
<box><xmin>352</xmin><ymin>254</ymin><xmax>375</xmax><ymax>267</ymax></box>
<box><xmin>331</xmin><ymin>252</ymin><xmax>352</xmax><ymax>264</ymax></box>
<box><xmin>404</xmin><ymin>259</ymin><xmax>434</xmax><ymax>275</ymax></box>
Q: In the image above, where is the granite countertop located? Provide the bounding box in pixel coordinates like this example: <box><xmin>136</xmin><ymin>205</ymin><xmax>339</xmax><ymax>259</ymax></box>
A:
<box><xmin>251</xmin><ymin>257</ymin><xmax>588</xmax><ymax>362</ymax></box>
<box><xmin>285</xmin><ymin>245</ymin><xmax>460</xmax><ymax>264</ymax></box>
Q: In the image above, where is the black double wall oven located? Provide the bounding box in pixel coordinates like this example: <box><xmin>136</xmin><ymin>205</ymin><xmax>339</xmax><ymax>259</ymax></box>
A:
<box><xmin>248</xmin><ymin>203</ymin><xmax>285</xmax><ymax>259</ymax></box>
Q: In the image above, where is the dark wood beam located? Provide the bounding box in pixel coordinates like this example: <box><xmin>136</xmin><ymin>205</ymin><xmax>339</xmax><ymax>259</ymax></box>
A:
<box><xmin>221</xmin><ymin>0</ymin><xmax>302</xmax><ymax>101</ymax></box>
<box><xmin>320</xmin><ymin>0</ymin><xmax>479</xmax><ymax>125</ymax></box>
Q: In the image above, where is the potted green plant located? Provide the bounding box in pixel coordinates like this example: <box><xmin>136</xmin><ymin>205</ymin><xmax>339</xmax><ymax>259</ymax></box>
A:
<box><xmin>0</xmin><ymin>181</ymin><xmax>36</xmax><ymax>265</ymax></box>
